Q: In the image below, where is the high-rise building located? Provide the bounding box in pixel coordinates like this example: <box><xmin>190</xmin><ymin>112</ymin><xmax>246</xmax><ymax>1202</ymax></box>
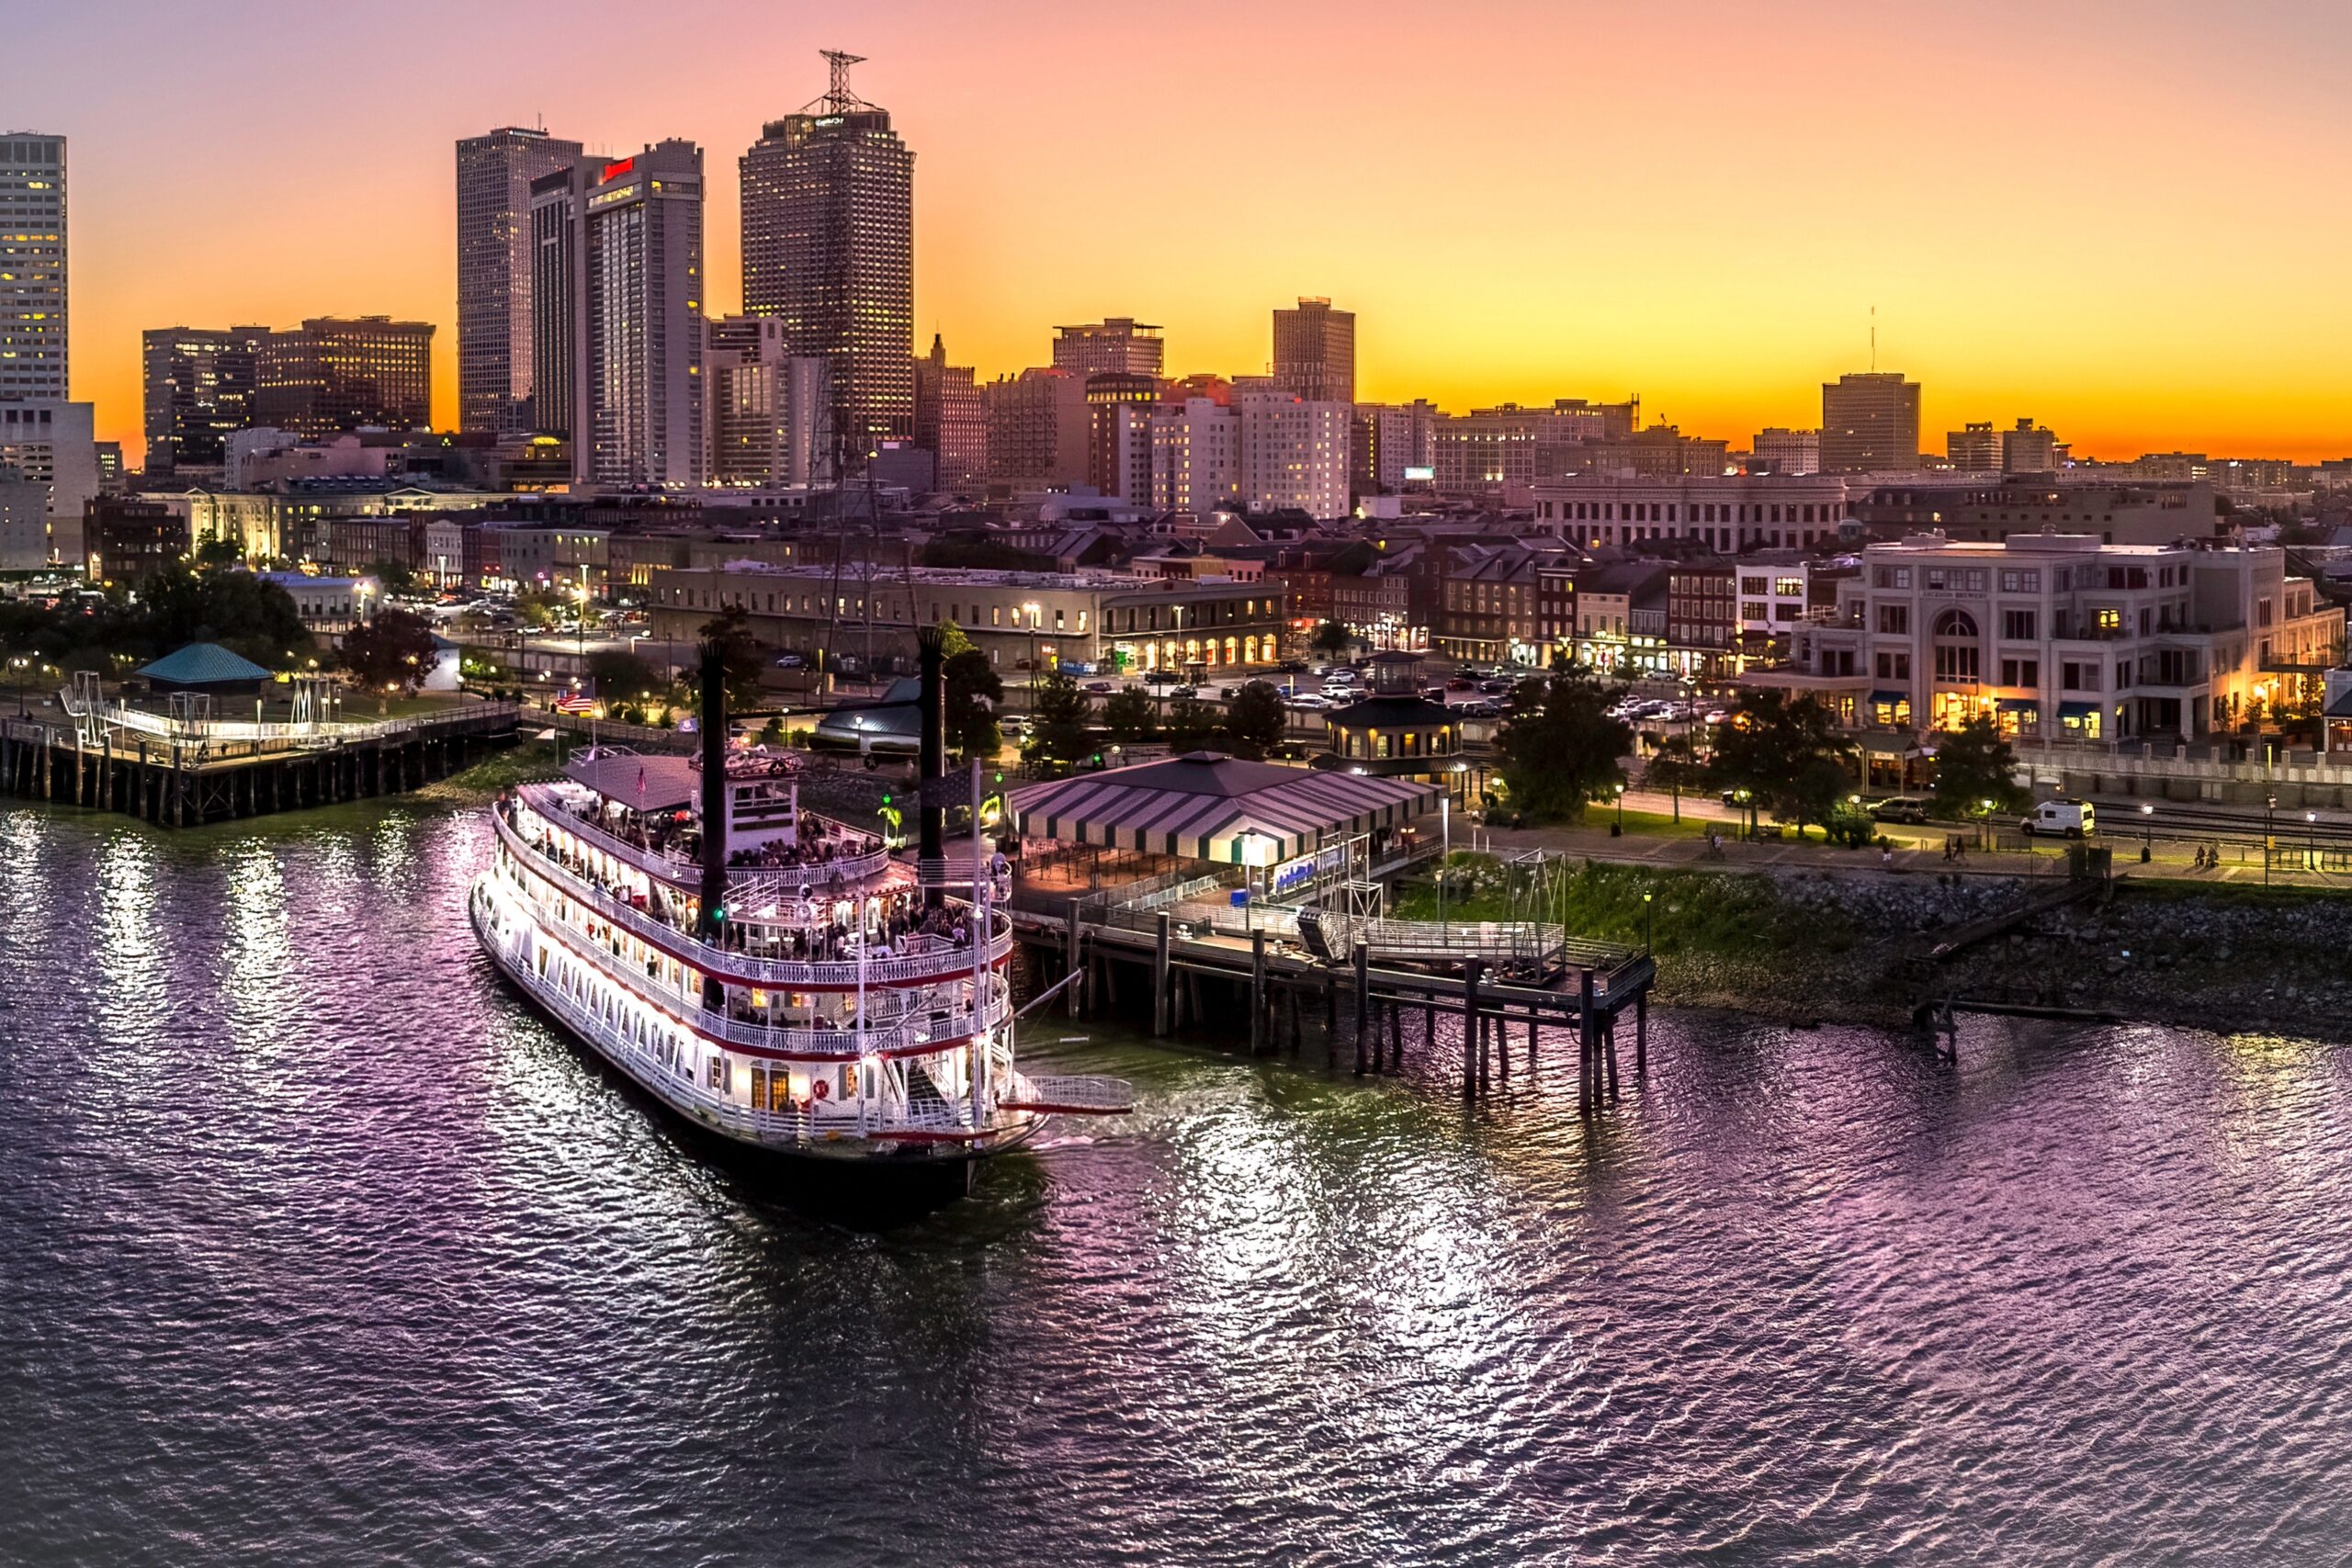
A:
<box><xmin>1272</xmin><ymin>298</ymin><xmax>1355</xmax><ymax>406</ymax></box>
<box><xmin>2001</xmin><ymin>417</ymin><xmax>2062</xmax><ymax>474</ymax></box>
<box><xmin>456</xmin><ymin>126</ymin><xmax>582</xmax><ymax>435</ymax></box>
<box><xmin>983</xmin><ymin>367</ymin><xmax>1089</xmax><ymax>491</ymax></box>
<box><xmin>253</xmin><ymin>318</ymin><xmax>435</xmax><ymax>437</ymax></box>
<box><xmin>1820</xmin><ymin>372</ymin><xmax>1921</xmax><ymax>474</ymax></box>
<box><xmin>1148</xmin><ymin>399</ymin><xmax>1241</xmax><ymax>514</ymax></box>
<box><xmin>1946</xmin><ymin>421</ymin><xmax>1999</xmax><ymax>470</ymax></box>
<box><xmin>912</xmin><ymin>333</ymin><xmax>986</xmax><ymax>494</ymax></box>
<box><xmin>707</xmin><ymin>314</ymin><xmax>829</xmax><ymax>487</ymax></box>
<box><xmin>580</xmin><ymin>141</ymin><xmax>707</xmax><ymax>487</ymax></box>
<box><xmin>1083</xmin><ymin>371</ymin><xmax>1159</xmax><ymax>496</ymax></box>
<box><xmin>0</xmin><ymin>133</ymin><xmax>67</xmax><ymax>402</ymax></box>
<box><xmin>141</xmin><ymin>326</ymin><xmax>267</xmax><ymax>474</ymax></box>
<box><xmin>1238</xmin><ymin>390</ymin><xmax>1350</xmax><ymax>519</ymax></box>
<box><xmin>1052</xmin><ymin>319</ymin><xmax>1163</xmax><ymax>378</ymax></box>
<box><xmin>1352</xmin><ymin>400</ymin><xmax>1442</xmax><ymax>494</ymax></box>
<box><xmin>741</xmin><ymin>52</ymin><xmax>915</xmax><ymax>474</ymax></box>
<box><xmin>527</xmin><ymin>156</ymin><xmax>612</xmax><ymax>446</ymax></box>
<box><xmin>0</xmin><ymin>401</ymin><xmax>100</xmax><ymax>568</ymax></box>
<box><xmin>1750</xmin><ymin>426</ymin><xmax>1820</xmax><ymax>476</ymax></box>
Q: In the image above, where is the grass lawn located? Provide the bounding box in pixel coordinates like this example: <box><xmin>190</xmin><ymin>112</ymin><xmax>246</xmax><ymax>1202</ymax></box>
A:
<box><xmin>1393</xmin><ymin>852</ymin><xmax>1861</xmax><ymax>958</ymax></box>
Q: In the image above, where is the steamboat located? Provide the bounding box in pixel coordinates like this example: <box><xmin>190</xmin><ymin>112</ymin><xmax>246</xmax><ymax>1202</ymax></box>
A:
<box><xmin>469</xmin><ymin>632</ymin><xmax>1128</xmax><ymax>1219</ymax></box>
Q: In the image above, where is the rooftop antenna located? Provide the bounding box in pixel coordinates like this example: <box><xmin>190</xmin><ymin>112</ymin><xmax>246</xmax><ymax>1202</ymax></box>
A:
<box><xmin>810</xmin><ymin>50</ymin><xmax>874</xmax><ymax>114</ymax></box>
<box><xmin>1870</xmin><ymin>305</ymin><xmax>1877</xmax><ymax>373</ymax></box>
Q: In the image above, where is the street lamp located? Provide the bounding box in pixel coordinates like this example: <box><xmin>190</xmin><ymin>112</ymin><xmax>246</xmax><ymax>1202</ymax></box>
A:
<box><xmin>2308</xmin><ymin>809</ymin><xmax>2319</xmax><ymax>872</ymax></box>
<box><xmin>1643</xmin><ymin>890</ymin><xmax>1654</xmax><ymax>954</ymax></box>
<box><xmin>2142</xmin><ymin>801</ymin><xmax>2154</xmax><ymax>863</ymax></box>
<box><xmin>1615</xmin><ymin>781</ymin><xmax>1627</xmax><ymax>830</ymax></box>
<box><xmin>2266</xmin><ymin>793</ymin><xmax>2278</xmax><ymax>886</ymax></box>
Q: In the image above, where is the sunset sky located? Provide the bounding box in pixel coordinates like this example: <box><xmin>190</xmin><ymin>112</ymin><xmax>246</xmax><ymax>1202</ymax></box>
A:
<box><xmin>17</xmin><ymin>0</ymin><xmax>2352</xmax><ymax>465</ymax></box>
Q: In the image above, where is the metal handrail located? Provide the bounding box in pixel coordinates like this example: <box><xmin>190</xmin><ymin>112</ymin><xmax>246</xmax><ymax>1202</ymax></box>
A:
<box><xmin>498</xmin><ymin>805</ymin><xmax>1012</xmax><ymax>987</ymax></box>
<box><xmin>520</xmin><ymin>783</ymin><xmax>895</xmax><ymax>892</ymax></box>
<box><xmin>529</xmin><ymin>897</ymin><xmax>1011</xmax><ymax>1057</ymax></box>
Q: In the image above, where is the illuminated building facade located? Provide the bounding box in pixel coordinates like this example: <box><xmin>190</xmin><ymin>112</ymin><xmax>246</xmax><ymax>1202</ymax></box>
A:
<box><xmin>456</xmin><ymin>127</ymin><xmax>582</xmax><ymax>435</ymax></box>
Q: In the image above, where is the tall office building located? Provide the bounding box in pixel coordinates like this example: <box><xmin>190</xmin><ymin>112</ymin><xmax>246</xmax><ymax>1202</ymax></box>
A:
<box><xmin>1750</xmin><ymin>426</ymin><xmax>1820</xmax><ymax>476</ymax></box>
<box><xmin>1238</xmin><ymin>390</ymin><xmax>1351</xmax><ymax>519</ymax></box>
<box><xmin>456</xmin><ymin>126</ymin><xmax>582</xmax><ymax>434</ymax></box>
<box><xmin>1272</xmin><ymin>297</ymin><xmax>1355</xmax><ymax>406</ymax></box>
<box><xmin>983</xmin><ymin>367</ymin><xmax>1089</xmax><ymax>491</ymax></box>
<box><xmin>1819</xmin><ymin>372</ymin><xmax>1921</xmax><ymax>473</ymax></box>
<box><xmin>707</xmin><ymin>314</ymin><xmax>828</xmax><ymax>487</ymax></box>
<box><xmin>1052</xmin><ymin>319</ymin><xmax>1163</xmax><ymax>378</ymax></box>
<box><xmin>141</xmin><ymin>326</ymin><xmax>267</xmax><ymax>474</ymax></box>
<box><xmin>527</xmin><ymin>156</ymin><xmax>612</xmax><ymax>445</ymax></box>
<box><xmin>912</xmin><ymin>333</ymin><xmax>986</xmax><ymax>493</ymax></box>
<box><xmin>0</xmin><ymin>133</ymin><xmax>67</xmax><ymax>402</ymax></box>
<box><xmin>254</xmin><ymin>317</ymin><xmax>435</xmax><ymax>437</ymax></box>
<box><xmin>1084</xmin><ymin>371</ymin><xmax>1159</xmax><ymax>496</ymax></box>
<box><xmin>581</xmin><ymin>141</ymin><xmax>706</xmax><ymax>487</ymax></box>
<box><xmin>740</xmin><ymin>52</ymin><xmax>915</xmax><ymax>473</ymax></box>
<box><xmin>1352</xmin><ymin>400</ymin><xmax>1442</xmax><ymax>494</ymax></box>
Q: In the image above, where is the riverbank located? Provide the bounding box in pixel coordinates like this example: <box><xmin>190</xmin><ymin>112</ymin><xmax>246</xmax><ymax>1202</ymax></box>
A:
<box><xmin>1399</xmin><ymin>854</ymin><xmax>2352</xmax><ymax>1041</ymax></box>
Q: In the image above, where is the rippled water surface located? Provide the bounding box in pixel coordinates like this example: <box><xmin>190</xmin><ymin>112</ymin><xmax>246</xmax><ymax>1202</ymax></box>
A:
<box><xmin>3</xmin><ymin>802</ymin><xmax>2350</xmax><ymax>1566</ymax></box>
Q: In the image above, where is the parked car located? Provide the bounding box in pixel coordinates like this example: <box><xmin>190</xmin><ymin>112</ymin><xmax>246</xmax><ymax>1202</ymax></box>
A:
<box><xmin>1285</xmin><ymin>694</ymin><xmax>1332</xmax><ymax>710</ymax></box>
<box><xmin>1477</xmin><ymin>678</ymin><xmax>1512</xmax><ymax>694</ymax></box>
<box><xmin>1083</xmin><ymin>681</ymin><xmax>1114</xmax><ymax>694</ymax></box>
<box><xmin>1458</xmin><ymin>699</ymin><xmax>1501</xmax><ymax>717</ymax></box>
<box><xmin>2020</xmin><ymin>798</ymin><xmax>2097</xmax><ymax>837</ymax></box>
<box><xmin>1424</xmin><ymin>685</ymin><xmax>1451</xmax><ymax>702</ymax></box>
<box><xmin>1273</xmin><ymin>660</ymin><xmax>1310</xmax><ymax>675</ymax></box>
<box><xmin>1448</xmin><ymin>675</ymin><xmax>1477</xmax><ymax>691</ymax></box>
<box><xmin>1170</xmin><ymin>684</ymin><xmax>1198</xmax><ymax>699</ymax></box>
<box><xmin>1143</xmin><ymin>670</ymin><xmax>1179</xmax><ymax>687</ymax></box>
<box><xmin>1868</xmin><ymin>795</ymin><xmax>1932</xmax><ymax>825</ymax></box>
<box><xmin>773</xmin><ymin>652</ymin><xmax>806</xmax><ymax>669</ymax></box>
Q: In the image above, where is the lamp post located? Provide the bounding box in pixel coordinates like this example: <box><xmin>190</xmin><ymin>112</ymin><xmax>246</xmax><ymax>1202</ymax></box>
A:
<box><xmin>1643</xmin><ymin>890</ymin><xmax>1654</xmax><ymax>955</ymax></box>
<box><xmin>1615</xmin><ymin>781</ymin><xmax>1626</xmax><ymax>830</ymax></box>
<box><xmin>2141</xmin><ymin>801</ymin><xmax>2154</xmax><ymax>863</ymax></box>
<box><xmin>2308</xmin><ymin>809</ymin><xmax>2319</xmax><ymax>873</ymax></box>
<box><xmin>2266</xmin><ymin>792</ymin><xmax>2278</xmax><ymax>886</ymax></box>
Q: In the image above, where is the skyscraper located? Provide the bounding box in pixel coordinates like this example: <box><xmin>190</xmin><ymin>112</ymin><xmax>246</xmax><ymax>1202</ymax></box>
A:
<box><xmin>526</xmin><ymin>156</ymin><xmax>612</xmax><ymax>446</ymax></box>
<box><xmin>1272</xmin><ymin>298</ymin><xmax>1355</xmax><ymax>406</ymax></box>
<box><xmin>254</xmin><ymin>318</ymin><xmax>435</xmax><ymax>436</ymax></box>
<box><xmin>741</xmin><ymin>52</ymin><xmax>915</xmax><ymax>474</ymax></box>
<box><xmin>581</xmin><ymin>141</ymin><xmax>706</xmax><ymax>487</ymax></box>
<box><xmin>912</xmin><ymin>333</ymin><xmax>986</xmax><ymax>494</ymax></box>
<box><xmin>1052</xmin><ymin>319</ymin><xmax>1163</xmax><ymax>378</ymax></box>
<box><xmin>141</xmin><ymin>326</ymin><xmax>267</xmax><ymax>474</ymax></box>
<box><xmin>1819</xmin><ymin>372</ymin><xmax>1922</xmax><ymax>473</ymax></box>
<box><xmin>0</xmin><ymin>133</ymin><xmax>67</xmax><ymax>402</ymax></box>
<box><xmin>457</xmin><ymin>126</ymin><xmax>582</xmax><ymax>434</ymax></box>
<box><xmin>707</xmin><ymin>314</ymin><xmax>829</xmax><ymax>487</ymax></box>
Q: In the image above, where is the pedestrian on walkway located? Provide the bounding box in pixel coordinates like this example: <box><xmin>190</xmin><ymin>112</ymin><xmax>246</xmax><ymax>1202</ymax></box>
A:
<box><xmin>1882</xmin><ymin>844</ymin><xmax>1894</xmax><ymax>869</ymax></box>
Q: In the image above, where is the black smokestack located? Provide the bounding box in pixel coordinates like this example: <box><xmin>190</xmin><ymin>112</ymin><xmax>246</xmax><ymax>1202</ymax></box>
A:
<box><xmin>696</xmin><ymin>637</ymin><xmax>729</xmax><ymax>945</ymax></box>
<box><xmin>917</xmin><ymin>623</ymin><xmax>946</xmax><ymax>908</ymax></box>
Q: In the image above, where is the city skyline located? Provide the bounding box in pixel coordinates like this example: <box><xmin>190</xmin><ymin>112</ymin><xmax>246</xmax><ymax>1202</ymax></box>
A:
<box><xmin>16</xmin><ymin>0</ymin><xmax>2352</xmax><ymax>464</ymax></box>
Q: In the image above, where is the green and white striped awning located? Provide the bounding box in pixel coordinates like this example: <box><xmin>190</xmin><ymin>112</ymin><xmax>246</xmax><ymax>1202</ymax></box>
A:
<box><xmin>1011</xmin><ymin>751</ymin><xmax>1438</xmax><ymax>864</ymax></box>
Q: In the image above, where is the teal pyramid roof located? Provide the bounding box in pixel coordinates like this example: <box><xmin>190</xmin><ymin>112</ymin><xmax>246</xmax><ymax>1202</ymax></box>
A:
<box><xmin>137</xmin><ymin>642</ymin><xmax>274</xmax><ymax>684</ymax></box>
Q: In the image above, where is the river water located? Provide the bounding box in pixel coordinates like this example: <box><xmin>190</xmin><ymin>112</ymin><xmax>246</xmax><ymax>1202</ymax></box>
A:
<box><xmin>2</xmin><ymin>801</ymin><xmax>2349</xmax><ymax>1566</ymax></box>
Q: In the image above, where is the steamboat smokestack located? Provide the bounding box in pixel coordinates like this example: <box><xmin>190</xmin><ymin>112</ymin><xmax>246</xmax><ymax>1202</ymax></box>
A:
<box><xmin>696</xmin><ymin>637</ymin><xmax>729</xmax><ymax>943</ymax></box>
<box><xmin>917</xmin><ymin>623</ymin><xmax>946</xmax><ymax>908</ymax></box>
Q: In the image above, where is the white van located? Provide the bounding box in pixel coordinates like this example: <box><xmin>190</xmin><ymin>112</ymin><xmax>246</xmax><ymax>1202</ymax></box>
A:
<box><xmin>2019</xmin><ymin>798</ymin><xmax>2096</xmax><ymax>838</ymax></box>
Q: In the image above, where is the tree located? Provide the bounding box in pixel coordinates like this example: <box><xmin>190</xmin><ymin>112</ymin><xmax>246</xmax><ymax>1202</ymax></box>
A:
<box><xmin>585</xmin><ymin>650</ymin><xmax>665</xmax><ymax>708</ymax></box>
<box><xmin>1492</xmin><ymin>670</ymin><xmax>1634</xmax><ymax>821</ymax></box>
<box><xmin>1161</xmin><ymin>697</ymin><xmax>1223</xmax><ymax>753</ymax></box>
<box><xmin>696</xmin><ymin>604</ymin><xmax>764</xmax><ymax>714</ymax></box>
<box><xmin>341</xmin><ymin>606</ymin><xmax>438</xmax><ymax>701</ymax></box>
<box><xmin>1026</xmin><ymin>671</ymin><xmax>1092</xmax><ymax>762</ymax></box>
<box><xmin>1930</xmin><ymin>713</ymin><xmax>2028</xmax><ymax>818</ymax></box>
<box><xmin>1645</xmin><ymin>732</ymin><xmax>1706</xmax><ymax>823</ymax></box>
<box><xmin>935</xmin><ymin>616</ymin><xmax>975</xmax><ymax>659</ymax></box>
<box><xmin>1223</xmin><ymin>681</ymin><xmax>1286</xmax><ymax>760</ymax></box>
<box><xmin>944</xmin><ymin>647</ymin><xmax>1003</xmax><ymax>758</ymax></box>
<box><xmin>1309</xmin><ymin>619</ymin><xmax>1353</xmax><ymax>660</ymax></box>
<box><xmin>514</xmin><ymin>586</ymin><xmax>568</xmax><ymax>629</ymax></box>
<box><xmin>362</xmin><ymin>558</ymin><xmax>418</xmax><ymax>595</ymax></box>
<box><xmin>1102</xmin><ymin>688</ymin><xmax>1159</xmax><ymax>744</ymax></box>
<box><xmin>142</xmin><ymin>566</ymin><xmax>311</xmax><ymax>668</ymax></box>
<box><xmin>1706</xmin><ymin>691</ymin><xmax>1855</xmax><ymax>839</ymax></box>
<box><xmin>193</xmin><ymin>535</ymin><xmax>243</xmax><ymax>570</ymax></box>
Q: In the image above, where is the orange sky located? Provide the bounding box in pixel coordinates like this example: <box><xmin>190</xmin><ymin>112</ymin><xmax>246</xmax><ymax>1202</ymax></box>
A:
<box><xmin>23</xmin><ymin>0</ymin><xmax>2352</xmax><ymax>466</ymax></box>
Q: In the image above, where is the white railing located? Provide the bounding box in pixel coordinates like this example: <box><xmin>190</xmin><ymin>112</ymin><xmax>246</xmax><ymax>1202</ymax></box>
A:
<box><xmin>520</xmin><ymin>784</ymin><xmax>896</xmax><ymax>894</ymax></box>
<box><xmin>499</xmin><ymin>805</ymin><xmax>1012</xmax><ymax>987</ymax></box>
<box><xmin>96</xmin><ymin>700</ymin><xmax>515</xmax><ymax>748</ymax></box>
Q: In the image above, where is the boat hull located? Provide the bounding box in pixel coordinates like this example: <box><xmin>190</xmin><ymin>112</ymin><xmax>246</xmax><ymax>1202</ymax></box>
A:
<box><xmin>469</xmin><ymin>876</ymin><xmax>1013</xmax><ymax>1227</ymax></box>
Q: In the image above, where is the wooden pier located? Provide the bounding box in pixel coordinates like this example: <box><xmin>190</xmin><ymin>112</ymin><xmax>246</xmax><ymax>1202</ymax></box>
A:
<box><xmin>0</xmin><ymin>703</ymin><xmax>520</xmax><ymax>828</ymax></box>
<box><xmin>1012</xmin><ymin>900</ymin><xmax>1657</xmax><ymax>1114</ymax></box>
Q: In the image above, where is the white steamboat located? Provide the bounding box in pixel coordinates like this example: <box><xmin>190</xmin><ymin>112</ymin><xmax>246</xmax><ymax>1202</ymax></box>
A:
<box><xmin>469</xmin><ymin>639</ymin><xmax>1125</xmax><ymax>1218</ymax></box>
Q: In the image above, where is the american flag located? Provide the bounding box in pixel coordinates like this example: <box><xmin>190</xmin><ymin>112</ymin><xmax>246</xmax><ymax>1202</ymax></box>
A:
<box><xmin>553</xmin><ymin>693</ymin><xmax>595</xmax><ymax>715</ymax></box>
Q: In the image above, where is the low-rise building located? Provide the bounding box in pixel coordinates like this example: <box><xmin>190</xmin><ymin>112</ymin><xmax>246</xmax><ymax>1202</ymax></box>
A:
<box><xmin>1851</xmin><ymin>479</ymin><xmax>2218</xmax><ymax>547</ymax></box>
<box><xmin>1785</xmin><ymin>532</ymin><xmax>2344</xmax><ymax>743</ymax></box>
<box><xmin>1533</xmin><ymin>474</ymin><xmax>1849</xmax><ymax>553</ymax></box>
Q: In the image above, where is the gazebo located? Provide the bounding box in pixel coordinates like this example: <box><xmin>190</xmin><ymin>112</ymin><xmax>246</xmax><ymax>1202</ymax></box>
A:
<box><xmin>1011</xmin><ymin>750</ymin><xmax>1436</xmax><ymax>866</ymax></box>
<box><xmin>136</xmin><ymin>643</ymin><xmax>272</xmax><ymax>697</ymax></box>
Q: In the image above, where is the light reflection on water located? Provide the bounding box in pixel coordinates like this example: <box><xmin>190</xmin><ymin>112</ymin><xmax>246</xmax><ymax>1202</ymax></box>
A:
<box><xmin>0</xmin><ymin>801</ymin><xmax>2347</xmax><ymax>1566</ymax></box>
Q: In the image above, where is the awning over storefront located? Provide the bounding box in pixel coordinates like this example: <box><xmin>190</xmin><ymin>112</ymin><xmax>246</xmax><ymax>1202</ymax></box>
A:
<box><xmin>1867</xmin><ymin>690</ymin><xmax>1909</xmax><ymax>707</ymax></box>
<box><xmin>1997</xmin><ymin>698</ymin><xmax>2039</xmax><ymax>713</ymax></box>
<box><xmin>1011</xmin><ymin>751</ymin><xmax>1437</xmax><ymax>863</ymax></box>
<box><xmin>2057</xmin><ymin>702</ymin><xmax>2098</xmax><ymax>721</ymax></box>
